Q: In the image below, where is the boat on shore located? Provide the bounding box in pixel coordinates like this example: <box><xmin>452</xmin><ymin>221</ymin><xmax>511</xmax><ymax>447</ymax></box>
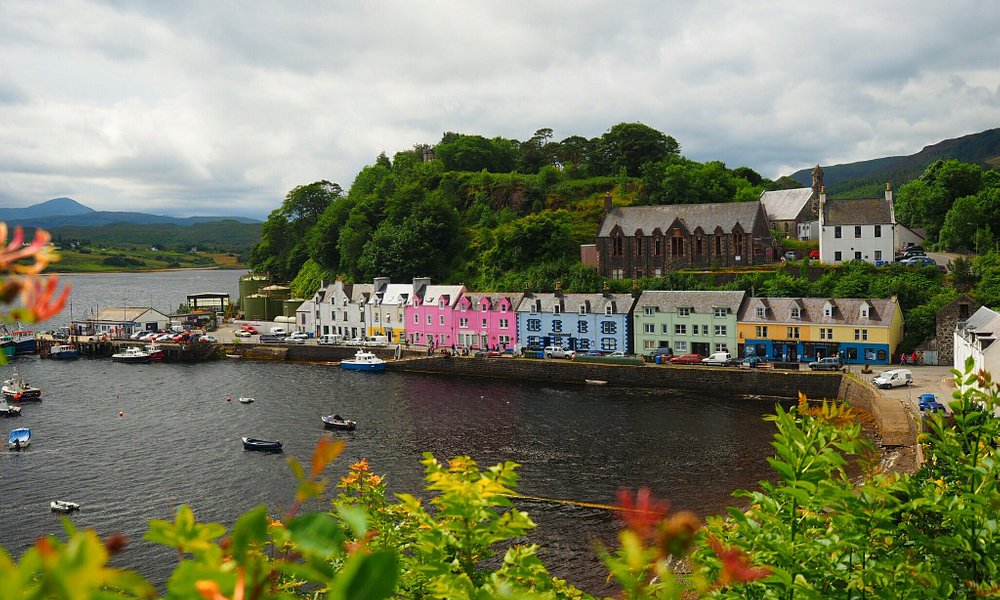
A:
<box><xmin>50</xmin><ymin>344</ymin><xmax>79</xmax><ymax>360</ymax></box>
<box><xmin>340</xmin><ymin>350</ymin><xmax>386</xmax><ymax>372</ymax></box>
<box><xmin>50</xmin><ymin>500</ymin><xmax>80</xmax><ymax>513</ymax></box>
<box><xmin>2</xmin><ymin>370</ymin><xmax>42</xmax><ymax>401</ymax></box>
<box><xmin>111</xmin><ymin>346</ymin><xmax>151</xmax><ymax>364</ymax></box>
<box><xmin>8</xmin><ymin>427</ymin><xmax>30</xmax><ymax>449</ymax></box>
<box><xmin>241</xmin><ymin>437</ymin><xmax>282</xmax><ymax>452</ymax></box>
<box><xmin>321</xmin><ymin>414</ymin><xmax>357</xmax><ymax>431</ymax></box>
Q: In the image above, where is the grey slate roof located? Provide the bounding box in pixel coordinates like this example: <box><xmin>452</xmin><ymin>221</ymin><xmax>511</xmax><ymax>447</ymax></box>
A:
<box><xmin>515</xmin><ymin>292</ymin><xmax>637</xmax><ymax>315</ymax></box>
<box><xmin>823</xmin><ymin>197</ymin><xmax>892</xmax><ymax>225</ymax></box>
<box><xmin>598</xmin><ymin>201</ymin><xmax>765</xmax><ymax>237</ymax></box>
<box><xmin>462</xmin><ymin>292</ymin><xmax>524</xmax><ymax>309</ymax></box>
<box><xmin>738</xmin><ymin>297</ymin><xmax>898</xmax><ymax>327</ymax></box>
<box><xmin>760</xmin><ymin>188</ymin><xmax>814</xmax><ymax>220</ymax></box>
<box><xmin>635</xmin><ymin>290</ymin><xmax>746</xmax><ymax>313</ymax></box>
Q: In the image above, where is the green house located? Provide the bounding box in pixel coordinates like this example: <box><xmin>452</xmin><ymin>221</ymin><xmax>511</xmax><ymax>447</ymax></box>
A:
<box><xmin>633</xmin><ymin>291</ymin><xmax>746</xmax><ymax>358</ymax></box>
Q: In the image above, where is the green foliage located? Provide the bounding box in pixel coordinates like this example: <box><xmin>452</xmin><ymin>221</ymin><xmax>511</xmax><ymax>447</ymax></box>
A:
<box><xmin>289</xmin><ymin>258</ymin><xmax>336</xmax><ymax>299</ymax></box>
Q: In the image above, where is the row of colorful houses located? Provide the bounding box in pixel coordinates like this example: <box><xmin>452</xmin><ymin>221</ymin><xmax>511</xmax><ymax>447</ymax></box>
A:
<box><xmin>296</xmin><ymin>278</ymin><xmax>905</xmax><ymax>364</ymax></box>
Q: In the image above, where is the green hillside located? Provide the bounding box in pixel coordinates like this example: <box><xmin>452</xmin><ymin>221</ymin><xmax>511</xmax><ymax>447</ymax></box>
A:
<box><xmin>790</xmin><ymin>128</ymin><xmax>1000</xmax><ymax>197</ymax></box>
<box><xmin>50</xmin><ymin>220</ymin><xmax>261</xmax><ymax>256</ymax></box>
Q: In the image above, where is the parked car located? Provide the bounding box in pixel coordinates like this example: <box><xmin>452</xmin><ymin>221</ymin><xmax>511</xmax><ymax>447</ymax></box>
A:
<box><xmin>234</xmin><ymin>330</ymin><xmax>253</xmax><ymax>338</ymax></box>
<box><xmin>808</xmin><ymin>356</ymin><xmax>844</xmax><ymax>371</ymax></box>
<box><xmin>317</xmin><ymin>334</ymin><xmax>343</xmax><ymax>345</ymax></box>
<box><xmin>783</xmin><ymin>250</ymin><xmax>796</xmax><ymax>261</ymax></box>
<box><xmin>702</xmin><ymin>352</ymin><xmax>734</xmax><ymax>366</ymax></box>
<box><xmin>901</xmin><ymin>256</ymin><xmax>936</xmax><ymax>267</ymax></box>
<box><xmin>270</xmin><ymin>326</ymin><xmax>288</xmax><ymax>336</ymax></box>
<box><xmin>543</xmin><ymin>346</ymin><xmax>576</xmax><ymax>359</ymax></box>
<box><xmin>345</xmin><ymin>337</ymin><xmax>365</xmax><ymax>346</ymax></box>
<box><xmin>608</xmin><ymin>350</ymin><xmax>628</xmax><ymax>358</ymax></box>
<box><xmin>584</xmin><ymin>350</ymin><xmax>605</xmax><ymax>356</ymax></box>
<box><xmin>284</xmin><ymin>335</ymin><xmax>305</xmax><ymax>344</ymax></box>
<box><xmin>240</xmin><ymin>325</ymin><xmax>258</xmax><ymax>334</ymax></box>
<box><xmin>287</xmin><ymin>332</ymin><xmax>309</xmax><ymax>341</ymax></box>
<box><xmin>364</xmin><ymin>336</ymin><xmax>388</xmax><ymax>347</ymax></box>
<box><xmin>873</xmin><ymin>368</ymin><xmax>913</xmax><ymax>389</ymax></box>
<box><xmin>198</xmin><ymin>335</ymin><xmax>218</xmax><ymax>343</ymax></box>
<box><xmin>918</xmin><ymin>393</ymin><xmax>946</xmax><ymax>413</ymax></box>
<box><xmin>259</xmin><ymin>334</ymin><xmax>284</xmax><ymax>344</ymax></box>
<box><xmin>670</xmin><ymin>353</ymin><xmax>703</xmax><ymax>365</ymax></box>
<box><xmin>808</xmin><ymin>249</ymin><xmax>820</xmax><ymax>260</ymax></box>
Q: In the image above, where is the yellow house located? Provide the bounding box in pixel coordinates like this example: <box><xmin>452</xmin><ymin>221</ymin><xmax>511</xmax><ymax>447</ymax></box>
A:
<box><xmin>737</xmin><ymin>296</ymin><xmax>903</xmax><ymax>365</ymax></box>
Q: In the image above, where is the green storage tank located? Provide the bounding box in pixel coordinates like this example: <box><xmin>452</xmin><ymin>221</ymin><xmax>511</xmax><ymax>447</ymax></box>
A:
<box><xmin>283</xmin><ymin>298</ymin><xmax>306</xmax><ymax>318</ymax></box>
<box><xmin>267</xmin><ymin>297</ymin><xmax>285</xmax><ymax>320</ymax></box>
<box><xmin>243</xmin><ymin>294</ymin><xmax>269</xmax><ymax>321</ymax></box>
<box><xmin>239</xmin><ymin>274</ymin><xmax>270</xmax><ymax>300</ymax></box>
<box><xmin>260</xmin><ymin>285</ymin><xmax>291</xmax><ymax>301</ymax></box>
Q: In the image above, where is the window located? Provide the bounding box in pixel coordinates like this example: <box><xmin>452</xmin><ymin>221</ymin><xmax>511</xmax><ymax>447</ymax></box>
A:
<box><xmin>695</xmin><ymin>237</ymin><xmax>703</xmax><ymax>255</ymax></box>
<box><xmin>611</xmin><ymin>268</ymin><xmax>624</xmax><ymax>280</ymax></box>
<box><xmin>714</xmin><ymin>307</ymin><xmax>726</xmax><ymax>318</ymax></box>
<box><xmin>527</xmin><ymin>319</ymin><xmax>541</xmax><ymax>331</ymax></box>
<box><xmin>654</xmin><ymin>267</ymin><xmax>662</xmax><ymax>276</ymax></box>
<box><xmin>459</xmin><ymin>318</ymin><xmax>468</xmax><ymax>328</ymax></box>
<box><xmin>819</xmin><ymin>327</ymin><xmax>833</xmax><ymax>340</ymax></box>
<box><xmin>553</xmin><ymin>305</ymin><xmax>561</xmax><ymax>315</ymax></box>
<box><xmin>854</xmin><ymin>251</ymin><xmax>862</xmax><ymax>260</ymax></box>
<box><xmin>835</xmin><ymin>251</ymin><xmax>842</xmax><ymax>261</ymax></box>
<box><xmin>414</xmin><ymin>314</ymin><xmax>419</xmax><ymax>324</ymax></box>
<box><xmin>426</xmin><ymin>315</ymin><xmax>431</xmax><ymax>325</ymax></box>
<box><xmin>874</xmin><ymin>225</ymin><xmax>882</xmax><ymax>238</ymax></box>
<box><xmin>635</xmin><ymin>269</ymin><xmax>644</xmax><ymax>278</ymax></box>
<box><xmin>834</xmin><ymin>226</ymin><xmax>842</xmax><ymax>239</ymax></box>
<box><xmin>577</xmin><ymin>338</ymin><xmax>591</xmax><ymax>350</ymax></box>
<box><xmin>498</xmin><ymin>335</ymin><xmax>510</xmax><ymax>345</ymax></box>
<box><xmin>552</xmin><ymin>320</ymin><xmax>562</xmax><ymax>332</ymax></box>
<box><xmin>601</xmin><ymin>338</ymin><xmax>617</xmax><ymax>351</ymax></box>
<box><xmin>500</xmin><ymin>304</ymin><xmax>508</xmax><ymax>313</ymax></box>
<box><xmin>860</xmin><ymin>305</ymin><xmax>869</xmax><ymax>318</ymax></box>
<box><xmin>386</xmin><ymin>314</ymin><xmax>392</xmax><ymax>324</ymax></box>
<box><xmin>678</xmin><ymin>307</ymin><xmax>691</xmax><ymax>317</ymax></box>
<box><xmin>612</xmin><ymin>235</ymin><xmax>623</xmax><ymax>257</ymax></box>
<box><xmin>635</xmin><ymin>236</ymin><xmax>643</xmax><ymax>256</ymax></box>
<box><xmin>577</xmin><ymin>320</ymin><xmax>588</xmax><ymax>333</ymax></box>
<box><xmin>605</xmin><ymin>306</ymin><xmax>613</xmax><ymax>316</ymax></box>
<box><xmin>601</xmin><ymin>321</ymin><xmax>617</xmax><ymax>334</ymax></box>
<box><xmin>654</xmin><ymin>237</ymin><xmax>662</xmax><ymax>256</ymax></box>
<box><xmin>661</xmin><ymin>324</ymin><xmax>670</xmax><ymax>334</ymax></box>
<box><xmin>439</xmin><ymin>315</ymin><xmax>444</xmax><ymax>326</ymax></box>
<box><xmin>755</xmin><ymin>306</ymin><xmax>765</xmax><ymax>318</ymax></box>
<box><xmin>854</xmin><ymin>225</ymin><xmax>862</xmax><ymax>238</ymax></box>
<box><xmin>498</xmin><ymin>319</ymin><xmax>509</xmax><ymax>329</ymax></box>
<box><xmin>715</xmin><ymin>236</ymin><xmax>722</xmax><ymax>254</ymax></box>
<box><xmin>644</xmin><ymin>340</ymin><xmax>656</xmax><ymax>349</ymax></box>
<box><xmin>675</xmin><ymin>341</ymin><xmax>687</xmax><ymax>351</ymax></box>
<box><xmin>755</xmin><ymin>326</ymin><xmax>768</xmax><ymax>337</ymax></box>
<box><xmin>715</xmin><ymin>325</ymin><xmax>727</xmax><ymax>336</ymax></box>
<box><xmin>733</xmin><ymin>235</ymin><xmax>743</xmax><ymax>257</ymax></box>
<box><xmin>644</xmin><ymin>323</ymin><xmax>655</xmax><ymax>334</ymax></box>
<box><xmin>824</xmin><ymin>305</ymin><xmax>832</xmax><ymax>317</ymax></box>
<box><xmin>854</xmin><ymin>328</ymin><xmax>869</xmax><ymax>341</ymax></box>
<box><xmin>460</xmin><ymin>303</ymin><xmax>467</xmax><ymax>312</ymax></box>
<box><xmin>643</xmin><ymin>306</ymin><xmax>655</xmax><ymax>316</ymax></box>
<box><xmin>579</xmin><ymin>304</ymin><xmax>588</xmax><ymax>315</ymax></box>
<box><xmin>481</xmin><ymin>318</ymin><xmax>487</xmax><ymax>328</ymax></box>
<box><xmin>671</xmin><ymin>231</ymin><xmax>684</xmax><ymax>256</ymax></box>
<box><xmin>791</xmin><ymin>307</ymin><xmax>800</xmax><ymax>319</ymax></box>
<box><xmin>675</xmin><ymin>324</ymin><xmax>687</xmax><ymax>335</ymax></box>
<box><xmin>331</xmin><ymin>310</ymin><xmax>337</xmax><ymax>321</ymax></box>
<box><xmin>714</xmin><ymin>343</ymin><xmax>726</xmax><ymax>352</ymax></box>
<box><xmin>875</xmin><ymin>250</ymin><xmax>882</xmax><ymax>261</ymax></box>
<box><xmin>787</xmin><ymin>327</ymin><xmax>800</xmax><ymax>338</ymax></box>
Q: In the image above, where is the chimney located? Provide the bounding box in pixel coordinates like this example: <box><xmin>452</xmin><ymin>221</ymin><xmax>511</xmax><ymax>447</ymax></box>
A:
<box><xmin>631</xmin><ymin>278</ymin><xmax>642</xmax><ymax>299</ymax></box>
<box><xmin>886</xmin><ymin>182</ymin><xmax>895</xmax><ymax>226</ymax></box>
<box><xmin>373</xmin><ymin>276</ymin><xmax>390</xmax><ymax>293</ymax></box>
<box><xmin>604</xmin><ymin>191</ymin><xmax>613</xmax><ymax>215</ymax></box>
<box><xmin>811</xmin><ymin>164</ymin><xmax>824</xmax><ymax>199</ymax></box>
<box><xmin>554</xmin><ymin>281</ymin><xmax>563</xmax><ymax>297</ymax></box>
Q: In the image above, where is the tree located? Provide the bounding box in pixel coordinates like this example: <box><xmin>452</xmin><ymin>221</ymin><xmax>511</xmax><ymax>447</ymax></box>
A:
<box><xmin>593</xmin><ymin>122</ymin><xmax>680</xmax><ymax>177</ymax></box>
<box><xmin>938</xmin><ymin>195</ymin><xmax>983</xmax><ymax>251</ymax></box>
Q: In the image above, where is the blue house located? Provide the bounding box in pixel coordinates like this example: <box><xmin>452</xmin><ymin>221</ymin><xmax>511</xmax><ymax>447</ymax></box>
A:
<box><xmin>515</xmin><ymin>288</ymin><xmax>637</xmax><ymax>353</ymax></box>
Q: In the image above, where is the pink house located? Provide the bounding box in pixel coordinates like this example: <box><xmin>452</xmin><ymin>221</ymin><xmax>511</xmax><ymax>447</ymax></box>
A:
<box><xmin>405</xmin><ymin>283</ymin><xmax>465</xmax><ymax>347</ymax></box>
<box><xmin>454</xmin><ymin>293</ymin><xmax>523</xmax><ymax>351</ymax></box>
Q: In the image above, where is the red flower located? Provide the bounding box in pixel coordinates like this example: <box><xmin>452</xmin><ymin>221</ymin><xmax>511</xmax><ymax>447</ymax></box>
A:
<box><xmin>708</xmin><ymin>536</ymin><xmax>772</xmax><ymax>587</ymax></box>
<box><xmin>617</xmin><ymin>487</ymin><xmax>670</xmax><ymax>541</ymax></box>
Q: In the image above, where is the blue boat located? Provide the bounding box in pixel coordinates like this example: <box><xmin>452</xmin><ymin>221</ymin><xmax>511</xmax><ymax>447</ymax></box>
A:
<box><xmin>242</xmin><ymin>437</ymin><xmax>283</xmax><ymax>452</ymax></box>
<box><xmin>11</xmin><ymin>327</ymin><xmax>36</xmax><ymax>356</ymax></box>
<box><xmin>8</xmin><ymin>427</ymin><xmax>30</xmax><ymax>449</ymax></box>
<box><xmin>50</xmin><ymin>344</ymin><xmax>79</xmax><ymax>360</ymax></box>
<box><xmin>340</xmin><ymin>350</ymin><xmax>386</xmax><ymax>372</ymax></box>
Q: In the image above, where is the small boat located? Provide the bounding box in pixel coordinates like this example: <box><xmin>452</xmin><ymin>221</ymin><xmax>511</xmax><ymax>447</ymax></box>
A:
<box><xmin>145</xmin><ymin>343</ymin><xmax>164</xmax><ymax>361</ymax></box>
<box><xmin>12</xmin><ymin>326</ymin><xmax>37</xmax><ymax>356</ymax></box>
<box><xmin>322</xmin><ymin>414</ymin><xmax>357</xmax><ymax>431</ymax></box>
<box><xmin>49</xmin><ymin>343</ymin><xmax>79</xmax><ymax>360</ymax></box>
<box><xmin>2</xmin><ymin>370</ymin><xmax>42</xmax><ymax>401</ymax></box>
<box><xmin>225</xmin><ymin>354</ymin><xmax>241</xmax><ymax>359</ymax></box>
<box><xmin>238</xmin><ymin>397</ymin><xmax>254</xmax><ymax>404</ymax></box>
<box><xmin>8</xmin><ymin>427</ymin><xmax>31</xmax><ymax>449</ymax></box>
<box><xmin>241</xmin><ymin>437</ymin><xmax>282</xmax><ymax>452</ymax></box>
<box><xmin>50</xmin><ymin>500</ymin><xmax>80</xmax><ymax>513</ymax></box>
<box><xmin>340</xmin><ymin>350</ymin><xmax>386</xmax><ymax>372</ymax></box>
<box><xmin>111</xmin><ymin>346</ymin><xmax>151</xmax><ymax>364</ymax></box>
<box><xmin>0</xmin><ymin>396</ymin><xmax>22</xmax><ymax>417</ymax></box>
<box><xmin>584</xmin><ymin>379</ymin><xmax>608</xmax><ymax>385</ymax></box>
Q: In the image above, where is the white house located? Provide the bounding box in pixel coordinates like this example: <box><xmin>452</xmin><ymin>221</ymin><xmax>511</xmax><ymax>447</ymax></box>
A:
<box><xmin>367</xmin><ymin>277</ymin><xmax>421</xmax><ymax>342</ymax></box>
<box><xmin>295</xmin><ymin>299</ymin><xmax>315</xmax><ymax>334</ymax></box>
<box><xmin>953</xmin><ymin>306</ymin><xmax>1000</xmax><ymax>392</ymax></box>
<box><xmin>818</xmin><ymin>185</ymin><xmax>897</xmax><ymax>265</ymax></box>
<box><xmin>77</xmin><ymin>307</ymin><xmax>171</xmax><ymax>338</ymax></box>
<box><xmin>312</xmin><ymin>278</ymin><xmax>372</xmax><ymax>340</ymax></box>
<box><xmin>759</xmin><ymin>165</ymin><xmax>823</xmax><ymax>241</ymax></box>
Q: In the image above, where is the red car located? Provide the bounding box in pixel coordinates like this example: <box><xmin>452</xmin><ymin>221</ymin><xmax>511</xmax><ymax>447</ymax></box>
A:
<box><xmin>669</xmin><ymin>353</ymin><xmax>703</xmax><ymax>365</ymax></box>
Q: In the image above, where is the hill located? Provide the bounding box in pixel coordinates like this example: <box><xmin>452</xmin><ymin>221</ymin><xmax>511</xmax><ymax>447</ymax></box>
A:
<box><xmin>789</xmin><ymin>128</ymin><xmax>1000</xmax><ymax>197</ymax></box>
<box><xmin>0</xmin><ymin>197</ymin><xmax>261</xmax><ymax>229</ymax></box>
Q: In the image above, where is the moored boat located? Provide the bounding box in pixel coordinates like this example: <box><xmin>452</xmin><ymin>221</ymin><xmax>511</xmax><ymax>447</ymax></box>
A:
<box><xmin>0</xmin><ymin>335</ymin><xmax>15</xmax><ymax>359</ymax></box>
<box><xmin>241</xmin><ymin>437</ymin><xmax>282</xmax><ymax>452</ymax></box>
<box><xmin>321</xmin><ymin>414</ymin><xmax>357</xmax><ymax>430</ymax></box>
<box><xmin>12</xmin><ymin>327</ymin><xmax>36</xmax><ymax>356</ymax></box>
<box><xmin>8</xmin><ymin>427</ymin><xmax>30</xmax><ymax>449</ymax></box>
<box><xmin>0</xmin><ymin>396</ymin><xmax>22</xmax><ymax>417</ymax></box>
<box><xmin>111</xmin><ymin>346</ymin><xmax>151</xmax><ymax>364</ymax></box>
<box><xmin>2</xmin><ymin>370</ymin><xmax>42</xmax><ymax>401</ymax></box>
<box><xmin>145</xmin><ymin>343</ymin><xmax>164</xmax><ymax>361</ymax></box>
<box><xmin>238</xmin><ymin>397</ymin><xmax>254</xmax><ymax>404</ymax></box>
<box><xmin>49</xmin><ymin>344</ymin><xmax>79</xmax><ymax>360</ymax></box>
<box><xmin>340</xmin><ymin>350</ymin><xmax>386</xmax><ymax>372</ymax></box>
<box><xmin>50</xmin><ymin>500</ymin><xmax>80</xmax><ymax>513</ymax></box>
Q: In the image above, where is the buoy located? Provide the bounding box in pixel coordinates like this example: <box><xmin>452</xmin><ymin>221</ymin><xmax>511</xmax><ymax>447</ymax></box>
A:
<box><xmin>226</xmin><ymin>395</ymin><xmax>232</xmax><ymax>402</ymax></box>
<box><xmin>119</xmin><ymin>411</ymin><xmax>124</xmax><ymax>417</ymax></box>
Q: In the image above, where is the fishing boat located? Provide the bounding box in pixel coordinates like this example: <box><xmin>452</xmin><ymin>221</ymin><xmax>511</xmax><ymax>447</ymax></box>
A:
<box><xmin>49</xmin><ymin>343</ymin><xmax>79</xmax><ymax>360</ymax></box>
<box><xmin>340</xmin><ymin>350</ymin><xmax>386</xmax><ymax>372</ymax></box>
<box><xmin>111</xmin><ymin>346</ymin><xmax>151</xmax><ymax>364</ymax></box>
<box><xmin>8</xmin><ymin>427</ymin><xmax>30</xmax><ymax>449</ymax></box>
<box><xmin>0</xmin><ymin>335</ymin><xmax>14</xmax><ymax>359</ymax></box>
<box><xmin>238</xmin><ymin>397</ymin><xmax>254</xmax><ymax>404</ymax></box>
<box><xmin>50</xmin><ymin>500</ymin><xmax>80</xmax><ymax>513</ymax></box>
<box><xmin>2</xmin><ymin>370</ymin><xmax>42</xmax><ymax>401</ymax></box>
<box><xmin>241</xmin><ymin>437</ymin><xmax>282</xmax><ymax>452</ymax></box>
<box><xmin>321</xmin><ymin>414</ymin><xmax>357</xmax><ymax>431</ymax></box>
<box><xmin>11</xmin><ymin>326</ymin><xmax>36</xmax><ymax>355</ymax></box>
<box><xmin>145</xmin><ymin>343</ymin><xmax>164</xmax><ymax>361</ymax></box>
<box><xmin>0</xmin><ymin>396</ymin><xmax>22</xmax><ymax>417</ymax></box>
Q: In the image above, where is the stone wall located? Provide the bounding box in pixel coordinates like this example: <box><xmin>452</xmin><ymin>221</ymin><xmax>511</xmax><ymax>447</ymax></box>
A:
<box><xmin>837</xmin><ymin>374</ymin><xmax>916</xmax><ymax>447</ymax></box>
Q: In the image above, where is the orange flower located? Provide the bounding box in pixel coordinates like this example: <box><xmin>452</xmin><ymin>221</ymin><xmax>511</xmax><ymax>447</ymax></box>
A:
<box><xmin>0</xmin><ymin>224</ymin><xmax>56</xmax><ymax>274</ymax></box>
<box><xmin>350</xmin><ymin>458</ymin><xmax>370</xmax><ymax>473</ymax></box>
<box><xmin>617</xmin><ymin>487</ymin><xmax>670</xmax><ymax>541</ymax></box>
<box><xmin>16</xmin><ymin>275</ymin><xmax>70</xmax><ymax>322</ymax></box>
<box><xmin>708</xmin><ymin>536</ymin><xmax>771</xmax><ymax>588</ymax></box>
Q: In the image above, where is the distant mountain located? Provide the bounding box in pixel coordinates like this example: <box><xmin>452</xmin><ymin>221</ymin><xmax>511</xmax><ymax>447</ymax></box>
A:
<box><xmin>789</xmin><ymin>128</ymin><xmax>1000</xmax><ymax>197</ymax></box>
<box><xmin>0</xmin><ymin>198</ymin><xmax>261</xmax><ymax>229</ymax></box>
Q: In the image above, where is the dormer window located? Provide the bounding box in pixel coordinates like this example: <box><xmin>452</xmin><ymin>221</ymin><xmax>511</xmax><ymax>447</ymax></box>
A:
<box><xmin>678</xmin><ymin>307</ymin><xmax>691</xmax><ymax>317</ymax></box>
<box><xmin>605</xmin><ymin>305</ymin><xmax>613</xmax><ymax>316</ymax></box>
<box><xmin>713</xmin><ymin>307</ymin><xmax>726</xmax><ymax>318</ymax></box>
<box><xmin>533</xmin><ymin>300</ymin><xmax>541</xmax><ymax>313</ymax></box>
<box><xmin>500</xmin><ymin>303</ymin><xmax>507</xmax><ymax>313</ymax></box>
<box><xmin>439</xmin><ymin>299</ymin><xmax>445</xmax><ymax>309</ymax></box>
<box><xmin>791</xmin><ymin>307</ymin><xmax>800</xmax><ymax>319</ymax></box>
<box><xmin>643</xmin><ymin>306</ymin><xmax>654</xmax><ymax>316</ymax></box>
<box><xmin>579</xmin><ymin>304</ymin><xmax>587</xmax><ymax>315</ymax></box>
<box><xmin>824</xmin><ymin>304</ymin><xmax>833</xmax><ymax>317</ymax></box>
<box><xmin>755</xmin><ymin>306</ymin><xmax>765</xmax><ymax>318</ymax></box>
<box><xmin>860</xmin><ymin>305</ymin><xmax>869</xmax><ymax>318</ymax></box>
<box><xmin>554</xmin><ymin>305</ymin><xmax>561</xmax><ymax>315</ymax></box>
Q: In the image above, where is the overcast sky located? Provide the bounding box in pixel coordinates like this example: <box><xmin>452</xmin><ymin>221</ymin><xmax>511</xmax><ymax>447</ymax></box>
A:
<box><xmin>2</xmin><ymin>1</ymin><xmax>998</xmax><ymax>220</ymax></box>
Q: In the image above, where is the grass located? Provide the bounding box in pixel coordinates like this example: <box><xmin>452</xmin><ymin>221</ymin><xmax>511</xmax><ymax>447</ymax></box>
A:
<box><xmin>48</xmin><ymin>248</ymin><xmax>245</xmax><ymax>273</ymax></box>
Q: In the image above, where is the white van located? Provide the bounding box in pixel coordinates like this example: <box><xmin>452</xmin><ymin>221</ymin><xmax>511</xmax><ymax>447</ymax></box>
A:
<box><xmin>702</xmin><ymin>352</ymin><xmax>734</xmax><ymax>366</ymax></box>
<box><xmin>317</xmin><ymin>334</ymin><xmax>343</xmax><ymax>345</ymax></box>
<box><xmin>364</xmin><ymin>336</ymin><xmax>388</xmax><ymax>347</ymax></box>
<box><xmin>270</xmin><ymin>326</ymin><xmax>287</xmax><ymax>336</ymax></box>
<box><xmin>873</xmin><ymin>369</ymin><xmax>913</xmax><ymax>389</ymax></box>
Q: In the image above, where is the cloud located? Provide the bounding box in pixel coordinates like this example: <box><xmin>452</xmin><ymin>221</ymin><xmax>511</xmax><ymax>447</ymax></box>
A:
<box><xmin>0</xmin><ymin>0</ymin><xmax>998</xmax><ymax>219</ymax></box>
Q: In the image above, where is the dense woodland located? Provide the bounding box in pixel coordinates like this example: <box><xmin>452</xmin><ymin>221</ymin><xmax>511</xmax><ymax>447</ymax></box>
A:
<box><xmin>246</xmin><ymin>122</ymin><xmax>1000</xmax><ymax>352</ymax></box>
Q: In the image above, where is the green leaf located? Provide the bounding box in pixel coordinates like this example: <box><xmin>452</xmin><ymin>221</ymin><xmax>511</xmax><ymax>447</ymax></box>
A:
<box><xmin>288</xmin><ymin>512</ymin><xmax>345</xmax><ymax>559</ymax></box>
<box><xmin>230</xmin><ymin>504</ymin><xmax>269</xmax><ymax>561</ymax></box>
